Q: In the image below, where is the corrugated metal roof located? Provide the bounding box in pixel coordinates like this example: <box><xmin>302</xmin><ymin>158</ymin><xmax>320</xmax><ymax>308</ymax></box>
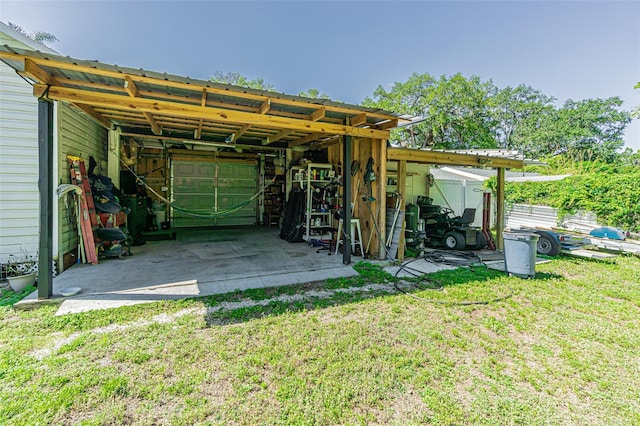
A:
<box><xmin>0</xmin><ymin>45</ymin><xmax>416</xmax><ymax>150</ymax></box>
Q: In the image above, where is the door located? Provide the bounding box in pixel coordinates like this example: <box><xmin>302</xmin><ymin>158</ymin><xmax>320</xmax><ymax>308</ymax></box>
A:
<box><xmin>171</xmin><ymin>159</ymin><xmax>257</xmax><ymax>227</ymax></box>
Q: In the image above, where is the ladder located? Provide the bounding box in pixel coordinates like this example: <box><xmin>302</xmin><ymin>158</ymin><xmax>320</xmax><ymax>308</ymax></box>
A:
<box><xmin>68</xmin><ymin>156</ymin><xmax>99</xmax><ymax>264</ymax></box>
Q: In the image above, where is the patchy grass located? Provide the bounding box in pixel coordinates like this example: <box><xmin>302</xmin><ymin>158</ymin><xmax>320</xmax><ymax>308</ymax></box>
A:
<box><xmin>1</xmin><ymin>257</ymin><xmax>639</xmax><ymax>425</ymax></box>
<box><xmin>0</xmin><ymin>284</ymin><xmax>36</xmax><ymax>307</ymax></box>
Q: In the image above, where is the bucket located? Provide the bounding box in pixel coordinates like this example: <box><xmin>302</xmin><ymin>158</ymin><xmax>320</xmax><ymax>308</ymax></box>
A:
<box><xmin>154</xmin><ymin>210</ymin><xmax>166</xmax><ymax>227</ymax></box>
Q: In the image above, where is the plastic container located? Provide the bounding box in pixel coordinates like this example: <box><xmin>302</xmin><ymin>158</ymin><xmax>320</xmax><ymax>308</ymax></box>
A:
<box><xmin>503</xmin><ymin>232</ymin><xmax>539</xmax><ymax>278</ymax></box>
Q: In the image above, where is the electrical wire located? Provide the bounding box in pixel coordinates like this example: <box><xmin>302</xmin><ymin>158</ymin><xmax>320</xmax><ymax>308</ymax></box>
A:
<box><xmin>392</xmin><ymin>250</ymin><xmax>514</xmax><ymax>305</ymax></box>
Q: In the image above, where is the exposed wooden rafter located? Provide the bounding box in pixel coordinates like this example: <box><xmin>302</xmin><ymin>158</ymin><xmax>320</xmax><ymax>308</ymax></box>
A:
<box><xmin>71</xmin><ymin>103</ymin><xmax>112</xmax><ymax>128</ymax></box>
<box><xmin>265</xmin><ymin>128</ymin><xmax>294</xmax><ymax>145</ymax></box>
<box><xmin>258</xmin><ymin>99</ymin><xmax>271</xmax><ymax>115</ymax></box>
<box><xmin>309</xmin><ymin>107</ymin><xmax>325</xmax><ymax>122</ymax></box>
<box><xmin>35</xmin><ymin>84</ymin><xmax>391</xmax><ymax>139</ymax></box>
<box><xmin>288</xmin><ymin>132</ymin><xmax>326</xmax><ymax>147</ymax></box>
<box><xmin>375</xmin><ymin>118</ymin><xmax>399</xmax><ymax>130</ymax></box>
<box><xmin>0</xmin><ymin>52</ymin><xmax>405</xmax><ymax>124</ymax></box>
<box><xmin>123</xmin><ymin>76</ymin><xmax>162</xmax><ymax>135</ymax></box>
<box><xmin>194</xmin><ymin>88</ymin><xmax>207</xmax><ymax>139</ymax></box>
<box><xmin>387</xmin><ymin>148</ymin><xmax>524</xmax><ymax>169</ymax></box>
<box><xmin>349</xmin><ymin>112</ymin><xmax>367</xmax><ymax>127</ymax></box>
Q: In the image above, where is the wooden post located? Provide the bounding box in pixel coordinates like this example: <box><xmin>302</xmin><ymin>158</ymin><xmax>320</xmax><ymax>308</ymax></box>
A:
<box><xmin>107</xmin><ymin>127</ymin><xmax>121</xmax><ymax>188</ymax></box>
<box><xmin>38</xmin><ymin>99</ymin><xmax>54</xmax><ymax>299</ymax></box>
<box><xmin>396</xmin><ymin>160</ymin><xmax>407</xmax><ymax>261</ymax></box>
<box><xmin>376</xmin><ymin>139</ymin><xmax>387</xmax><ymax>260</ymax></box>
<box><xmin>342</xmin><ymin>136</ymin><xmax>352</xmax><ymax>264</ymax></box>
<box><xmin>496</xmin><ymin>167</ymin><xmax>505</xmax><ymax>252</ymax></box>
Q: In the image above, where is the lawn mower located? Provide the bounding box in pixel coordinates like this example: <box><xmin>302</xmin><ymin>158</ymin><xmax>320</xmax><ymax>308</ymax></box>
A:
<box><xmin>420</xmin><ymin>206</ymin><xmax>487</xmax><ymax>250</ymax></box>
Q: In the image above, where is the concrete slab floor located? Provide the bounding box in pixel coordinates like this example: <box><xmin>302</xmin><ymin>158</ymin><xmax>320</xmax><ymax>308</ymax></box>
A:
<box><xmin>16</xmin><ymin>227</ymin><xmax>361</xmax><ymax>315</ymax></box>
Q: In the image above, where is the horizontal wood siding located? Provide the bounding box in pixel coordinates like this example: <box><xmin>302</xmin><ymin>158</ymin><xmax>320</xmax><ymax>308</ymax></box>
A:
<box><xmin>0</xmin><ymin>61</ymin><xmax>39</xmax><ymax>263</ymax></box>
<box><xmin>58</xmin><ymin>103</ymin><xmax>108</xmax><ymax>260</ymax></box>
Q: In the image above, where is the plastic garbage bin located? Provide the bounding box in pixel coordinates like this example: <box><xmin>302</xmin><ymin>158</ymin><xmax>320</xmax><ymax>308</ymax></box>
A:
<box><xmin>502</xmin><ymin>232</ymin><xmax>538</xmax><ymax>278</ymax></box>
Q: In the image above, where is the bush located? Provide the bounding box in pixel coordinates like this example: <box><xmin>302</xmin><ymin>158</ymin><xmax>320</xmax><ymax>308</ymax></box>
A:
<box><xmin>487</xmin><ymin>157</ymin><xmax>640</xmax><ymax>232</ymax></box>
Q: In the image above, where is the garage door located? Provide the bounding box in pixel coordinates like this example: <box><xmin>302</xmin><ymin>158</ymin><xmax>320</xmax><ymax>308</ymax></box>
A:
<box><xmin>171</xmin><ymin>159</ymin><xmax>257</xmax><ymax>227</ymax></box>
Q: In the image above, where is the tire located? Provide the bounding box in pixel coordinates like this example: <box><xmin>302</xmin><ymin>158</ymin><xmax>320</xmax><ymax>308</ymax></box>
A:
<box><xmin>468</xmin><ymin>231</ymin><xmax>487</xmax><ymax>250</ymax></box>
<box><xmin>443</xmin><ymin>231</ymin><xmax>466</xmax><ymax>250</ymax></box>
<box><xmin>535</xmin><ymin>231</ymin><xmax>560</xmax><ymax>256</ymax></box>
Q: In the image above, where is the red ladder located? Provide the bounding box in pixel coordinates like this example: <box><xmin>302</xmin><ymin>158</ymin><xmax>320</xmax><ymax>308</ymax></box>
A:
<box><xmin>68</xmin><ymin>156</ymin><xmax>99</xmax><ymax>264</ymax></box>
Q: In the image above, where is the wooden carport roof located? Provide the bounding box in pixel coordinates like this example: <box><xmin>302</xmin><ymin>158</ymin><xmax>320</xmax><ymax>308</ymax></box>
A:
<box><xmin>0</xmin><ymin>46</ymin><xmax>413</xmax><ymax>150</ymax></box>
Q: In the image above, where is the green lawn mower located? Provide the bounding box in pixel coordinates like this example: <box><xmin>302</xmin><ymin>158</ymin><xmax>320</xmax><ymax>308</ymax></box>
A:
<box><xmin>409</xmin><ymin>204</ymin><xmax>487</xmax><ymax>250</ymax></box>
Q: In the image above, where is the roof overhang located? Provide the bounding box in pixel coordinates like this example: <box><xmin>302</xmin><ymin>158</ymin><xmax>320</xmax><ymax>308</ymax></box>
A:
<box><xmin>0</xmin><ymin>47</ymin><xmax>412</xmax><ymax>151</ymax></box>
<box><xmin>387</xmin><ymin>147</ymin><xmax>525</xmax><ymax>169</ymax></box>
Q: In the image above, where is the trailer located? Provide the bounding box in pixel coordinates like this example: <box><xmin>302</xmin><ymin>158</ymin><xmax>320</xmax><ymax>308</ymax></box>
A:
<box><xmin>507</xmin><ymin>226</ymin><xmax>640</xmax><ymax>259</ymax></box>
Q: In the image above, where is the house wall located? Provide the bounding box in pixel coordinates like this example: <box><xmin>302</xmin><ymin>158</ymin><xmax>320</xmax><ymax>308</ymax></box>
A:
<box><xmin>57</xmin><ymin>103</ymin><xmax>108</xmax><ymax>270</ymax></box>
<box><xmin>0</xmin><ymin>34</ymin><xmax>40</xmax><ymax>264</ymax></box>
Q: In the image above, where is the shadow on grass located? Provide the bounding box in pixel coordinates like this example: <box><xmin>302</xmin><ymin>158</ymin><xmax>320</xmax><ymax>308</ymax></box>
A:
<box><xmin>200</xmin><ymin>261</ymin><xmax>564</xmax><ymax>326</ymax></box>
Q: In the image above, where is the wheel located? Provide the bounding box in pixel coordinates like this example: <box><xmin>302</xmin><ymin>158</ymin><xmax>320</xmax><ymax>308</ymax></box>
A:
<box><xmin>443</xmin><ymin>231</ymin><xmax>466</xmax><ymax>250</ymax></box>
<box><xmin>468</xmin><ymin>231</ymin><xmax>487</xmax><ymax>250</ymax></box>
<box><xmin>535</xmin><ymin>231</ymin><xmax>560</xmax><ymax>256</ymax></box>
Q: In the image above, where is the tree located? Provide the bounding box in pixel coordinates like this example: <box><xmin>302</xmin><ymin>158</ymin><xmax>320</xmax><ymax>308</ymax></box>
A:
<box><xmin>364</xmin><ymin>73</ymin><xmax>497</xmax><ymax>149</ymax></box>
<box><xmin>298</xmin><ymin>88</ymin><xmax>330</xmax><ymax>99</ymax></box>
<box><xmin>490</xmin><ymin>84</ymin><xmax>556</xmax><ymax>150</ymax></box>
<box><xmin>209</xmin><ymin>71</ymin><xmax>275</xmax><ymax>91</ymax></box>
<box><xmin>8</xmin><ymin>22</ymin><xmax>58</xmax><ymax>46</ymax></box>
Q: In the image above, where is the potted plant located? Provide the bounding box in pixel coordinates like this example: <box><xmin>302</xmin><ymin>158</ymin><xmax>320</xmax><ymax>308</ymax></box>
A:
<box><xmin>3</xmin><ymin>250</ymin><xmax>37</xmax><ymax>292</ymax></box>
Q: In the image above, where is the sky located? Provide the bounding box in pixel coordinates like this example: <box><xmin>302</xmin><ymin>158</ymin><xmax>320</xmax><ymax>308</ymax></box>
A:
<box><xmin>2</xmin><ymin>0</ymin><xmax>639</xmax><ymax>150</ymax></box>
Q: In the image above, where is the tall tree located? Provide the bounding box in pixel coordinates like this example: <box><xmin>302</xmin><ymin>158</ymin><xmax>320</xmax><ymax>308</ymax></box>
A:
<box><xmin>364</xmin><ymin>73</ymin><xmax>497</xmax><ymax>149</ymax></box>
<box><xmin>8</xmin><ymin>22</ymin><xmax>58</xmax><ymax>46</ymax></box>
<box><xmin>490</xmin><ymin>84</ymin><xmax>556</xmax><ymax>150</ymax></box>
<box><xmin>209</xmin><ymin>71</ymin><xmax>275</xmax><ymax>91</ymax></box>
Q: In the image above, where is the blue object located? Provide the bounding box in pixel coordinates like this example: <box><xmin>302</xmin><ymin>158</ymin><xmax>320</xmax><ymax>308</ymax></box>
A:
<box><xmin>589</xmin><ymin>227</ymin><xmax>625</xmax><ymax>240</ymax></box>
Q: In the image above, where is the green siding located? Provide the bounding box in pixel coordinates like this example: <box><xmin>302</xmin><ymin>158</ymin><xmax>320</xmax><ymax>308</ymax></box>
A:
<box><xmin>57</xmin><ymin>103</ymin><xmax>108</xmax><ymax>267</ymax></box>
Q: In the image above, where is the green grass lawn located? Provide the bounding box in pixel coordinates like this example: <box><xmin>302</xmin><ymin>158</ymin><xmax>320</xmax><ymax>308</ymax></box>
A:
<box><xmin>1</xmin><ymin>256</ymin><xmax>639</xmax><ymax>425</ymax></box>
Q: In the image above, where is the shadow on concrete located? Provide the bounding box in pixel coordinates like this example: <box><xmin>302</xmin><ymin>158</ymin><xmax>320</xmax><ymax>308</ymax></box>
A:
<box><xmin>17</xmin><ymin>226</ymin><xmax>361</xmax><ymax>315</ymax></box>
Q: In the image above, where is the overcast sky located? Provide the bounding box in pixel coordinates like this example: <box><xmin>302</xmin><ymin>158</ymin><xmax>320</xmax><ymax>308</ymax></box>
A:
<box><xmin>2</xmin><ymin>0</ymin><xmax>639</xmax><ymax>150</ymax></box>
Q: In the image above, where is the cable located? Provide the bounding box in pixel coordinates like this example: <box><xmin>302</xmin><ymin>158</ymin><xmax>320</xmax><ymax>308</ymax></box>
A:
<box><xmin>392</xmin><ymin>250</ymin><xmax>514</xmax><ymax>305</ymax></box>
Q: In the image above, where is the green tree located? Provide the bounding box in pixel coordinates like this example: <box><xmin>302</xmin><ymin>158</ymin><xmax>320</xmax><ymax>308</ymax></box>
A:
<box><xmin>8</xmin><ymin>22</ymin><xmax>58</xmax><ymax>46</ymax></box>
<box><xmin>364</xmin><ymin>73</ymin><xmax>497</xmax><ymax>149</ymax></box>
<box><xmin>298</xmin><ymin>88</ymin><xmax>330</xmax><ymax>99</ymax></box>
<box><xmin>490</xmin><ymin>84</ymin><xmax>556</xmax><ymax>150</ymax></box>
<box><xmin>209</xmin><ymin>71</ymin><xmax>275</xmax><ymax>91</ymax></box>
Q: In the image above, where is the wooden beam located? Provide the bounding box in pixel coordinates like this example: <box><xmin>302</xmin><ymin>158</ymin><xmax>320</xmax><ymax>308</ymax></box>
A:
<box><xmin>265</xmin><ymin>129</ymin><xmax>294</xmax><ymax>145</ymax></box>
<box><xmin>143</xmin><ymin>112</ymin><xmax>162</xmax><ymax>135</ymax></box>
<box><xmin>120</xmin><ymin>132</ymin><xmax>284</xmax><ymax>151</ymax></box>
<box><xmin>194</xmin><ymin>89</ymin><xmax>207</xmax><ymax>139</ymax></box>
<box><xmin>376</xmin><ymin>118</ymin><xmax>399</xmax><ymax>130</ymax></box>
<box><xmin>387</xmin><ymin>147</ymin><xmax>524</xmax><ymax>169</ymax></box>
<box><xmin>396</xmin><ymin>160</ymin><xmax>407</xmax><ymax>261</ymax></box>
<box><xmin>123</xmin><ymin>76</ymin><xmax>139</xmax><ymax>97</ymax></box>
<box><xmin>72</xmin><ymin>103</ymin><xmax>112</xmax><ymax>128</ymax></box>
<box><xmin>288</xmin><ymin>132</ymin><xmax>326</xmax><ymax>147</ymax></box>
<box><xmin>349</xmin><ymin>112</ymin><xmax>367</xmax><ymax>127</ymax></box>
<box><xmin>24</xmin><ymin>58</ymin><xmax>54</xmax><ymax>85</ymax></box>
<box><xmin>258</xmin><ymin>99</ymin><xmax>271</xmax><ymax>115</ymax></box>
<box><xmin>496</xmin><ymin>168</ymin><xmax>505</xmax><ymax>252</ymax></box>
<box><xmin>0</xmin><ymin>52</ymin><xmax>405</xmax><ymax>124</ymax></box>
<box><xmin>36</xmin><ymin>84</ymin><xmax>391</xmax><ymax>139</ymax></box>
<box><xmin>123</xmin><ymin>76</ymin><xmax>162</xmax><ymax>135</ymax></box>
<box><xmin>309</xmin><ymin>107</ymin><xmax>325</xmax><ymax>121</ymax></box>
<box><xmin>233</xmin><ymin>124</ymin><xmax>251</xmax><ymax>141</ymax></box>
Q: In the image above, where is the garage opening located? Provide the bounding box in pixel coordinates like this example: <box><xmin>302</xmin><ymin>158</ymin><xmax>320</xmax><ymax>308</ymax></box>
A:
<box><xmin>171</xmin><ymin>158</ymin><xmax>258</xmax><ymax>228</ymax></box>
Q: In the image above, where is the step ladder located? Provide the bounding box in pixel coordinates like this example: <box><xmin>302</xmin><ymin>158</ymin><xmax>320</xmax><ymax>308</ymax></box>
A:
<box><xmin>335</xmin><ymin>218</ymin><xmax>364</xmax><ymax>256</ymax></box>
